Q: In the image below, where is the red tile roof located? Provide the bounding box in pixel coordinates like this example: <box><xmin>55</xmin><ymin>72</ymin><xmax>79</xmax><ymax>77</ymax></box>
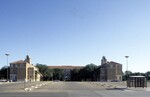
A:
<box><xmin>10</xmin><ymin>60</ymin><xmax>25</xmax><ymax>64</ymax></box>
<box><xmin>109</xmin><ymin>61</ymin><xmax>122</xmax><ymax>65</ymax></box>
<box><xmin>48</xmin><ymin>66</ymin><xmax>84</xmax><ymax>69</ymax></box>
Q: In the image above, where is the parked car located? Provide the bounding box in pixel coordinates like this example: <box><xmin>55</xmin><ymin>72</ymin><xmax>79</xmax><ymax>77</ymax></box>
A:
<box><xmin>111</xmin><ymin>80</ymin><xmax>120</xmax><ymax>82</ymax></box>
<box><xmin>0</xmin><ymin>79</ymin><xmax>7</xmax><ymax>82</ymax></box>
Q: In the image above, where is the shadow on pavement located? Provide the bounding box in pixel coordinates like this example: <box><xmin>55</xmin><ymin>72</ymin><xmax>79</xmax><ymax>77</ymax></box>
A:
<box><xmin>106</xmin><ymin>88</ymin><xmax>127</xmax><ymax>91</ymax></box>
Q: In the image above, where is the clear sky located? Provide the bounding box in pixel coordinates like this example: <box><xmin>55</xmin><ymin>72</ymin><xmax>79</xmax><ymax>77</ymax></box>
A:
<box><xmin>0</xmin><ymin>0</ymin><xmax>150</xmax><ymax>73</ymax></box>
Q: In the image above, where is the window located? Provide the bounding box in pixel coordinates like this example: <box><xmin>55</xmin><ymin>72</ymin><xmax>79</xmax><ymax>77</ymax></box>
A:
<box><xmin>110</xmin><ymin>65</ymin><xmax>113</xmax><ymax>68</ymax></box>
<box><xmin>20</xmin><ymin>64</ymin><xmax>24</xmax><ymax>68</ymax></box>
<box><xmin>101</xmin><ymin>69</ymin><xmax>105</xmax><ymax>74</ymax></box>
<box><xmin>10</xmin><ymin>64</ymin><xmax>13</xmax><ymax>68</ymax></box>
<box><xmin>10</xmin><ymin>69</ymin><xmax>13</xmax><ymax>73</ymax></box>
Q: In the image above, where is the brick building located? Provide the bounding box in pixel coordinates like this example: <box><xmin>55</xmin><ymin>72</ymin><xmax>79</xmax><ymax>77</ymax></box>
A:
<box><xmin>10</xmin><ymin>55</ymin><xmax>41</xmax><ymax>82</ymax></box>
<box><xmin>100</xmin><ymin>56</ymin><xmax>122</xmax><ymax>82</ymax></box>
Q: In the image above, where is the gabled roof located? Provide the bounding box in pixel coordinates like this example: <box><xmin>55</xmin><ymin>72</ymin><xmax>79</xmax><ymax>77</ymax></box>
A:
<box><xmin>10</xmin><ymin>60</ymin><xmax>25</xmax><ymax>64</ymax></box>
<box><xmin>48</xmin><ymin>66</ymin><xmax>84</xmax><ymax>69</ymax></box>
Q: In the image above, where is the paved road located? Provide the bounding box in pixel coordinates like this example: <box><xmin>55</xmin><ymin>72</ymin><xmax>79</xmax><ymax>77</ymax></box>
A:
<box><xmin>0</xmin><ymin>82</ymin><xmax>150</xmax><ymax>97</ymax></box>
<box><xmin>0</xmin><ymin>81</ymin><xmax>48</xmax><ymax>92</ymax></box>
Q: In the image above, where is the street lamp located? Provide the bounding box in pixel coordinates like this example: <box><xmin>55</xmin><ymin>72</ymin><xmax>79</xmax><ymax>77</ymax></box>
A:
<box><xmin>5</xmin><ymin>53</ymin><xmax>10</xmax><ymax>81</ymax></box>
<box><xmin>125</xmin><ymin>56</ymin><xmax>129</xmax><ymax>72</ymax></box>
<box><xmin>125</xmin><ymin>56</ymin><xmax>129</xmax><ymax>80</ymax></box>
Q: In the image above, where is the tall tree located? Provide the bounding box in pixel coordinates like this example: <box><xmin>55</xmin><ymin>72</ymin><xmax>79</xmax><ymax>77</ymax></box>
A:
<box><xmin>36</xmin><ymin>63</ymin><xmax>52</xmax><ymax>81</ymax></box>
<box><xmin>123</xmin><ymin>70</ymin><xmax>133</xmax><ymax>80</ymax></box>
<box><xmin>84</xmin><ymin>63</ymin><xmax>98</xmax><ymax>81</ymax></box>
<box><xmin>0</xmin><ymin>66</ymin><xmax>10</xmax><ymax>79</ymax></box>
<box><xmin>71</xmin><ymin>68</ymin><xmax>80</xmax><ymax>81</ymax></box>
<box><xmin>52</xmin><ymin>68</ymin><xmax>63</xmax><ymax>80</ymax></box>
<box><xmin>77</xmin><ymin>63</ymin><xmax>98</xmax><ymax>81</ymax></box>
<box><xmin>145</xmin><ymin>71</ymin><xmax>150</xmax><ymax>80</ymax></box>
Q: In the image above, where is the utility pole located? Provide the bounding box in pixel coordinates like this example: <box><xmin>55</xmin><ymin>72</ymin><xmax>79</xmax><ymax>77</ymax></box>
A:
<box><xmin>5</xmin><ymin>53</ymin><xmax>10</xmax><ymax>82</ymax></box>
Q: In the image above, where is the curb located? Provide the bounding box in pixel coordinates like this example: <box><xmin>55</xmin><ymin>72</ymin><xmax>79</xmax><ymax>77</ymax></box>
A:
<box><xmin>24</xmin><ymin>82</ymin><xmax>49</xmax><ymax>92</ymax></box>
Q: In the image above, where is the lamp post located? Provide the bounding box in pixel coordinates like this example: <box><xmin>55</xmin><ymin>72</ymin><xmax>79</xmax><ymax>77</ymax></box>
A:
<box><xmin>125</xmin><ymin>56</ymin><xmax>129</xmax><ymax>79</ymax></box>
<box><xmin>5</xmin><ymin>53</ymin><xmax>10</xmax><ymax>82</ymax></box>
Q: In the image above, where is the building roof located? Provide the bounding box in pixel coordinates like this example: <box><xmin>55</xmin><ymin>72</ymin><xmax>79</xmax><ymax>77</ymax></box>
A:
<box><xmin>109</xmin><ymin>61</ymin><xmax>122</xmax><ymax>65</ymax></box>
<box><xmin>10</xmin><ymin>60</ymin><xmax>25</xmax><ymax>64</ymax></box>
<box><xmin>100</xmin><ymin>61</ymin><xmax>122</xmax><ymax>68</ymax></box>
<box><xmin>48</xmin><ymin>66</ymin><xmax>84</xmax><ymax>69</ymax></box>
<box><xmin>130</xmin><ymin>76</ymin><xmax>145</xmax><ymax>78</ymax></box>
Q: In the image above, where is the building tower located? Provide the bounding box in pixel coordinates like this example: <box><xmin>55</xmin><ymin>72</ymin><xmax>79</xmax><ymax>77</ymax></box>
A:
<box><xmin>24</xmin><ymin>55</ymin><xmax>31</xmax><ymax>64</ymax></box>
<box><xmin>101</xmin><ymin>56</ymin><xmax>107</xmax><ymax>65</ymax></box>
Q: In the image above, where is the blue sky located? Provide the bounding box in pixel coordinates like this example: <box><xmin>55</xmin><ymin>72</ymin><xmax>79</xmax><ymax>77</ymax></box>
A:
<box><xmin>0</xmin><ymin>0</ymin><xmax>150</xmax><ymax>72</ymax></box>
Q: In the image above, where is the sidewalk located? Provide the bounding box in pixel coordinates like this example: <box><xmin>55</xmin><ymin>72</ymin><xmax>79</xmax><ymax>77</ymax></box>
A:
<box><xmin>126</xmin><ymin>87</ymin><xmax>150</xmax><ymax>91</ymax></box>
<box><xmin>100</xmin><ymin>82</ymin><xmax>150</xmax><ymax>91</ymax></box>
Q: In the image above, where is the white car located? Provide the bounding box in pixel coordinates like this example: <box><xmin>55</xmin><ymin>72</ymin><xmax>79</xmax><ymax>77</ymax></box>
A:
<box><xmin>0</xmin><ymin>79</ymin><xmax>7</xmax><ymax>82</ymax></box>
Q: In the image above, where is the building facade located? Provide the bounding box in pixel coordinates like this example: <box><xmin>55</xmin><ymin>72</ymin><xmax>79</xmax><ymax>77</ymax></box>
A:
<box><xmin>100</xmin><ymin>56</ymin><xmax>122</xmax><ymax>82</ymax></box>
<box><xmin>10</xmin><ymin>55</ymin><xmax>41</xmax><ymax>82</ymax></box>
<box><xmin>48</xmin><ymin>66</ymin><xmax>83</xmax><ymax>81</ymax></box>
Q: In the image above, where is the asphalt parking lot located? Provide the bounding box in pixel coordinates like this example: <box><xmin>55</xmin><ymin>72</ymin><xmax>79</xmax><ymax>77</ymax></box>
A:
<box><xmin>0</xmin><ymin>81</ymin><xmax>150</xmax><ymax>97</ymax></box>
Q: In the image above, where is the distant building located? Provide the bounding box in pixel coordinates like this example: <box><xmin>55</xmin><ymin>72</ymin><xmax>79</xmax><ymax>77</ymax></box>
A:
<box><xmin>10</xmin><ymin>55</ymin><xmax>41</xmax><ymax>82</ymax></box>
<box><xmin>48</xmin><ymin>66</ymin><xmax>83</xmax><ymax>81</ymax></box>
<box><xmin>100</xmin><ymin>56</ymin><xmax>122</xmax><ymax>82</ymax></box>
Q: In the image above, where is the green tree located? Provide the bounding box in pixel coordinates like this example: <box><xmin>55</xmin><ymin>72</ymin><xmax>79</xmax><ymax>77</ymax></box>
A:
<box><xmin>123</xmin><ymin>70</ymin><xmax>132</xmax><ymax>80</ymax></box>
<box><xmin>84</xmin><ymin>63</ymin><xmax>98</xmax><ymax>81</ymax></box>
<box><xmin>145</xmin><ymin>71</ymin><xmax>150</xmax><ymax>80</ymax></box>
<box><xmin>77</xmin><ymin>63</ymin><xmax>98</xmax><ymax>81</ymax></box>
<box><xmin>132</xmin><ymin>72</ymin><xmax>145</xmax><ymax>76</ymax></box>
<box><xmin>92</xmin><ymin>66</ymin><xmax>100</xmax><ymax>81</ymax></box>
<box><xmin>0</xmin><ymin>66</ymin><xmax>10</xmax><ymax>79</ymax></box>
<box><xmin>53</xmin><ymin>68</ymin><xmax>63</xmax><ymax>80</ymax></box>
<box><xmin>36</xmin><ymin>63</ymin><xmax>53</xmax><ymax>81</ymax></box>
<box><xmin>78</xmin><ymin>67</ymin><xmax>86</xmax><ymax>81</ymax></box>
<box><xmin>71</xmin><ymin>68</ymin><xmax>80</xmax><ymax>81</ymax></box>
